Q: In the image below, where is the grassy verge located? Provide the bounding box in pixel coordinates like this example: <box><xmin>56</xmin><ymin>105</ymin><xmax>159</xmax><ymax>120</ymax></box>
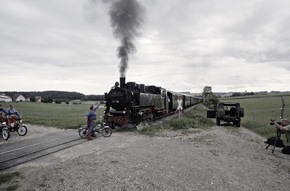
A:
<box><xmin>0</xmin><ymin>171</ymin><xmax>21</xmax><ymax>191</ymax></box>
<box><xmin>138</xmin><ymin>104</ymin><xmax>214</xmax><ymax>136</ymax></box>
<box><xmin>242</xmin><ymin>120</ymin><xmax>286</xmax><ymax>142</ymax></box>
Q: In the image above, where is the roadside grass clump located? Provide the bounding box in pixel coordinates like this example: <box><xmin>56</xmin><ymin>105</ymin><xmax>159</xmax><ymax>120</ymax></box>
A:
<box><xmin>168</xmin><ymin>117</ymin><xmax>196</xmax><ymax>130</ymax></box>
<box><xmin>242</xmin><ymin>120</ymin><xmax>285</xmax><ymax>141</ymax></box>
<box><xmin>0</xmin><ymin>171</ymin><xmax>21</xmax><ymax>191</ymax></box>
<box><xmin>138</xmin><ymin>123</ymin><xmax>168</xmax><ymax>137</ymax></box>
<box><xmin>139</xmin><ymin>104</ymin><xmax>214</xmax><ymax>136</ymax></box>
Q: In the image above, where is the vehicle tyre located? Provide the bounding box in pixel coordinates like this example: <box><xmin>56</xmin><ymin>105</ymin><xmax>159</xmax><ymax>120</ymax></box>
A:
<box><xmin>79</xmin><ymin>128</ymin><xmax>88</xmax><ymax>139</ymax></box>
<box><xmin>216</xmin><ymin>118</ymin><xmax>221</xmax><ymax>126</ymax></box>
<box><xmin>17</xmin><ymin>125</ymin><xmax>27</xmax><ymax>136</ymax></box>
<box><xmin>239</xmin><ymin>107</ymin><xmax>244</xmax><ymax>117</ymax></box>
<box><xmin>236</xmin><ymin>119</ymin><xmax>241</xmax><ymax>127</ymax></box>
<box><xmin>2</xmin><ymin>129</ymin><xmax>10</xmax><ymax>140</ymax></box>
<box><xmin>101</xmin><ymin>127</ymin><xmax>112</xmax><ymax>137</ymax></box>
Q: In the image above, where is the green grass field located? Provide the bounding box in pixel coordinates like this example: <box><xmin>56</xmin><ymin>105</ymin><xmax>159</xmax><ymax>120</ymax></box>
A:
<box><xmin>0</xmin><ymin>102</ymin><xmax>104</xmax><ymax>129</ymax></box>
<box><xmin>220</xmin><ymin>94</ymin><xmax>290</xmax><ymax>122</ymax></box>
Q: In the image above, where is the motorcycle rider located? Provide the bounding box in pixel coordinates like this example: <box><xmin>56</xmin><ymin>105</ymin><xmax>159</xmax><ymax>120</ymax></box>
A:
<box><xmin>7</xmin><ymin>105</ymin><xmax>20</xmax><ymax>117</ymax></box>
<box><xmin>0</xmin><ymin>104</ymin><xmax>7</xmax><ymax>123</ymax></box>
<box><xmin>6</xmin><ymin>105</ymin><xmax>20</xmax><ymax>127</ymax></box>
<box><xmin>86</xmin><ymin>103</ymin><xmax>100</xmax><ymax>140</ymax></box>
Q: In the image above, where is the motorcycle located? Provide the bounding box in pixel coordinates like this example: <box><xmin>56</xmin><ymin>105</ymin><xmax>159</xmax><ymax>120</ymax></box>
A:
<box><xmin>78</xmin><ymin>119</ymin><xmax>112</xmax><ymax>139</ymax></box>
<box><xmin>0</xmin><ymin>120</ymin><xmax>10</xmax><ymax>141</ymax></box>
<box><xmin>7</xmin><ymin>115</ymin><xmax>28</xmax><ymax>136</ymax></box>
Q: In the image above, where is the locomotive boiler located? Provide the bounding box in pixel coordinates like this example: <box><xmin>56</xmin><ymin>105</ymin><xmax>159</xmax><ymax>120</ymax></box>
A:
<box><xmin>104</xmin><ymin>77</ymin><xmax>203</xmax><ymax>128</ymax></box>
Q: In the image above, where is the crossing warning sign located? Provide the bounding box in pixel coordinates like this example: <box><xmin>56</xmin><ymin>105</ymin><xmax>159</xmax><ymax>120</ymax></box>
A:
<box><xmin>176</xmin><ymin>97</ymin><xmax>184</xmax><ymax>114</ymax></box>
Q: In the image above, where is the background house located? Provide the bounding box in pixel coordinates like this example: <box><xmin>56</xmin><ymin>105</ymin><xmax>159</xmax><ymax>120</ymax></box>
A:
<box><xmin>0</xmin><ymin>93</ymin><xmax>12</xmax><ymax>102</ymax></box>
<box><xmin>35</xmin><ymin>96</ymin><xmax>42</xmax><ymax>102</ymax></box>
<box><xmin>12</xmin><ymin>94</ymin><xmax>26</xmax><ymax>102</ymax></box>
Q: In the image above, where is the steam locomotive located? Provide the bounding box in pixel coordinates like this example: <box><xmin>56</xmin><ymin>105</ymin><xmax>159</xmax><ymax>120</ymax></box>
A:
<box><xmin>104</xmin><ymin>77</ymin><xmax>203</xmax><ymax>127</ymax></box>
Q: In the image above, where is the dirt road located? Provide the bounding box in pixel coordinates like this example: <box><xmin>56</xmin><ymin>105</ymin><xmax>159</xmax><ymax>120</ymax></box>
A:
<box><xmin>1</xmin><ymin>125</ymin><xmax>290</xmax><ymax>191</ymax></box>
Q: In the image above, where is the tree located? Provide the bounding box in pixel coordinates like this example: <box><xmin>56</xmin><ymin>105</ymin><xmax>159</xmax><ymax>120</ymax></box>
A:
<box><xmin>30</xmin><ymin>96</ymin><xmax>36</xmax><ymax>102</ymax></box>
<box><xmin>42</xmin><ymin>96</ymin><xmax>53</xmax><ymax>103</ymax></box>
<box><xmin>202</xmin><ymin>86</ymin><xmax>219</xmax><ymax>109</ymax></box>
<box><xmin>202</xmin><ymin>86</ymin><xmax>212</xmax><ymax>98</ymax></box>
<box><xmin>203</xmin><ymin>94</ymin><xmax>219</xmax><ymax>109</ymax></box>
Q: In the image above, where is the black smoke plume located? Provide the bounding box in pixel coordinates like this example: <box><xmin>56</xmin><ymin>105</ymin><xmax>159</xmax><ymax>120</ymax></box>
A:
<box><xmin>109</xmin><ymin>0</ymin><xmax>145</xmax><ymax>77</ymax></box>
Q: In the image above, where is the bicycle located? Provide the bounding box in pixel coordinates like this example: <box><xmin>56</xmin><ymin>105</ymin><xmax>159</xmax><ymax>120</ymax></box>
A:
<box><xmin>78</xmin><ymin>120</ymin><xmax>112</xmax><ymax>139</ymax></box>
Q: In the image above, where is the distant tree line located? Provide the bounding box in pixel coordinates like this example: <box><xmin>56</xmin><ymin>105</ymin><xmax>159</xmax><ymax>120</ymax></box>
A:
<box><xmin>83</xmin><ymin>95</ymin><xmax>105</xmax><ymax>101</ymax></box>
<box><xmin>3</xmin><ymin>91</ymin><xmax>105</xmax><ymax>103</ymax></box>
<box><xmin>232</xmin><ymin>92</ymin><xmax>255</xmax><ymax>97</ymax></box>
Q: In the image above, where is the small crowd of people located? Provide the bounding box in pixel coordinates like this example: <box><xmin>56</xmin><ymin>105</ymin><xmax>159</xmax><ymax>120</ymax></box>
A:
<box><xmin>0</xmin><ymin>104</ymin><xmax>20</xmax><ymax>116</ymax></box>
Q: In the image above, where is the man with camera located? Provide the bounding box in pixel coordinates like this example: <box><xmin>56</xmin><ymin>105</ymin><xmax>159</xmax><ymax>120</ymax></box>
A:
<box><xmin>269</xmin><ymin>117</ymin><xmax>290</xmax><ymax>154</ymax></box>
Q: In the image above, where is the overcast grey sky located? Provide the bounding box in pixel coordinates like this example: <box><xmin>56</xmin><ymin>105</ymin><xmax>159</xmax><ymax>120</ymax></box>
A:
<box><xmin>1</xmin><ymin>0</ymin><xmax>289</xmax><ymax>95</ymax></box>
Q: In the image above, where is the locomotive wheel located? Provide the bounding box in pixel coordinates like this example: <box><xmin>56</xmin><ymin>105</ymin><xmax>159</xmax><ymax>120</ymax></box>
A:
<box><xmin>17</xmin><ymin>125</ymin><xmax>27</xmax><ymax>136</ymax></box>
<box><xmin>216</xmin><ymin>118</ymin><xmax>221</xmax><ymax>126</ymax></box>
<box><xmin>79</xmin><ymin>128</ymin><xmax>88</xmax><ymax>139</ymax></box>
<box><xmin>110</xmin><ymin>123</ymin><xmax>116</xmax><ymax>129</ymax></box>
<box><xmin>1</xmin><ymin>129</ymin><xmax>10</xmax><ymax>140</ymax></box>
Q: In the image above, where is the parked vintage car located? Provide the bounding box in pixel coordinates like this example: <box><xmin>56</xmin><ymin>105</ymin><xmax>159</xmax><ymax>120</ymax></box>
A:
<box><xmin>207</xmin><ymin>102</ymin><xmax>244</xmax><ymax>127</ymax></box>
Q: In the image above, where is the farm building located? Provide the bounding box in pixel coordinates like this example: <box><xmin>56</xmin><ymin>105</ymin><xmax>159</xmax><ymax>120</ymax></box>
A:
<box><xmin>35</xmin><ymin>96</ymin><xmax>42</xmax><ymax>102</ymax></box>
<box><xmin>12</xmin><ymin>94</ymin><xmax>26</xmax><ymax>102</ymax></box>
<box><xmin>0</xmin><ymin>94</ymin><xmax>12</xmax><ymax>102</ymax></box>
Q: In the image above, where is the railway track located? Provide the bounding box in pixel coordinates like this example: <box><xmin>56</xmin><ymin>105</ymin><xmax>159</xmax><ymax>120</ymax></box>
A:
<box><xmin>0</xmin><ymin>106</ymin><xmax>197</xmax><ymax>171</ymax></box>
<box><xmin>0</xmin><ymin>130</ymin><xmax>87</xmax><ymax>171</ymax></box>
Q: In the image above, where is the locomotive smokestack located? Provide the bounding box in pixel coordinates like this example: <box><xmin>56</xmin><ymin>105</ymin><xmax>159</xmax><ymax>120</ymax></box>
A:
<box><xmin>120</xmin><ymin>76</ymin><xmax>126</xmax><ymax>88</ymax></box>
<box><xmin>109</xmin><ymin>0</ymin><xmax>145</xmax><ymax>76</ymax></box>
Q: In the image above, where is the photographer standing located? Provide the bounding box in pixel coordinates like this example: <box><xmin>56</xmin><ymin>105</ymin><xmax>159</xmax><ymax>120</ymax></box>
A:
<box><xmin>269</xmin><ymin>117</ymin><xmax>290</xmax><ymax>154</ymax></box>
